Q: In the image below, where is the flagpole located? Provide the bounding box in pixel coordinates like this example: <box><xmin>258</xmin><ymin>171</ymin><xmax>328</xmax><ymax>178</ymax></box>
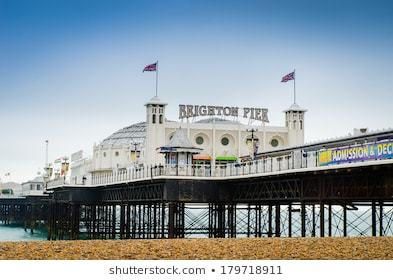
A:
<box><xmin>155</xmin><ymin>61</ymin><xmax>158</xmax><ymax>97</ymax></box>
<box><xmin>293</xmin><ymin>69</ymin><xmax>296</xmax><ymax>104</ymax></box>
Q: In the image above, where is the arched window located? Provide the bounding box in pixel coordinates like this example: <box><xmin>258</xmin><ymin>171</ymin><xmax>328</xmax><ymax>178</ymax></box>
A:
<box><xmin>159</xmin><ymin>114</ymin><xmax>163</xmax><ymax>124</ymax></box>
<box><xmin>152</xmin><ymin>114</ymin><xmax>156</xmax><ymax>124</ymax></box>
<box><xmin>293</xmin><ymin>120</ymin><xmax>297</xmax><ymax>129</ymax></box>
<box><xmin>300</xmin><ymin>120</ymin><xmax>303</xmax><ymax>130</ymax></box>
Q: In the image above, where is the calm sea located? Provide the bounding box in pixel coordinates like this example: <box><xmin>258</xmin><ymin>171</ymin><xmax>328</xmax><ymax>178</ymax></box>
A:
<box><xmin>0</xmin><ymin>225</ymin><xmax>47</xmax><ymax>241</ymax></box>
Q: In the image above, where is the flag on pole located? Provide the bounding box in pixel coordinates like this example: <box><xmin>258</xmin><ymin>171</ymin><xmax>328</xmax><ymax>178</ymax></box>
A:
<box><xmin>281</xmin><ymin>71</ymin><xmax>295</xmax><ymax>82</ymax></box>
<box><xmin>143</xmin><ymin>61</ymin><xmax>159</xmax><ymax>97</ymax></box>
<box><xmin>143</xmin><ymin>62</ymin><xmax>157</xmax><ymax>72</ymax></box>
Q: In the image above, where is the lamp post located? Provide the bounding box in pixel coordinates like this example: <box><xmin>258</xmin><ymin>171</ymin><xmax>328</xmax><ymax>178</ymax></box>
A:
<box><xmin>246</xmin><ymin>128</ymin><xmax>259</xmax><ymax>160</ymax></box>
<box><xmin>132</xmin><ymin>142</ymin><xmax>139</xmax><ymax>162</ymax></box>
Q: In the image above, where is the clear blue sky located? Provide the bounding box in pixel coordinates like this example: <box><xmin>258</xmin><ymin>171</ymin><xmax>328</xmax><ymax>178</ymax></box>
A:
<box><xmin>1</xmin><ymin>0</ymin><xmax>392</xmax><ymax>182</ymax></box>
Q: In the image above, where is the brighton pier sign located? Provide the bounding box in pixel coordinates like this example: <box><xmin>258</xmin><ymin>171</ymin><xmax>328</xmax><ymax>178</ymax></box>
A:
<box><xmin>179</xmin><ymin>104</ymin><xmax>269</xmax><ymax>122</ymax></box>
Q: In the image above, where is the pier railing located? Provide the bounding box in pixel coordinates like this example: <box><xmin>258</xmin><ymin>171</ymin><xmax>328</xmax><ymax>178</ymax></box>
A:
<box><xmin>46</xmin><ymin>139</ymin><xmax>393</xmax><ymax>188</ymax></box>
<box><xmin>87</xmin><ymin>155</ymin><xmax>312</xmax><ymax>186</ymax></box>
<box><xmin>86</xmin><ymin>152</ymin><xmax>359</xmax><ymax>186</ymax></box>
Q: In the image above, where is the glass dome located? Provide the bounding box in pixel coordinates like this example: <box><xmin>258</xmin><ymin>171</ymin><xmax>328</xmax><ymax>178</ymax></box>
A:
<box><xmin>101</xmin><ymin>122</ymin><xmax>146</xmax><ymax>146</ymax></box>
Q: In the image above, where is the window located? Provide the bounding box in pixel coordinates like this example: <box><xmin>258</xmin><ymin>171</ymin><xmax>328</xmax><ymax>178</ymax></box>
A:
<box><xmin>293</xmin><ymin>120</ymin><xmax>297</xmax><ymax>129</ymax></box>
<box><xmin>103</xmin><ymin>152</ymin><xmax>106</xmax><ymax>157</ymax></box>
<box><xmin>271</xmin><ymin>139</ymin><xmax>279</xmax><ymax>147</ymax></box>
<box><xmin>30</xmin><ymin>184</ymin><xmax>33</xmax><ymax>190</ymax></box>
<box><xmin>221</xmin><ymin>137</ymin><xmax>229</xmax><ymax>146</ymax></box>
<box><xmin>300</xmin><ymin>120</ymin><xmax>303</xmax><ymax>130</ymax></box>
<box><xmin>159</xmin><ymin>114</ymin><xmax>163</xmax><ymax>124</ymax></box>
<box><xmin>152</xmin><ymin>114</ymin><xmax>156</xmax><ymax>124</ymax></box>
<box><xmin>37</xmin><ymin>185</ymin><xmax>41</xmax><ymax>190</ymax></box>
<box><xmin>196</xmin><ymin>136</ymin><xmax>204</xmax><ymax>145</ymax></box>
<box><xmin>115</xmin><ymin>151</ymin><xmax>119</xmax><ymax>157</ymax></box>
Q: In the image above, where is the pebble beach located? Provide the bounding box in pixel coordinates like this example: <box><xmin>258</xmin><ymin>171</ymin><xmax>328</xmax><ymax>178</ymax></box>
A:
<box><xmin>1</xmin><ymin>237</ymin><xmax>393</xmax><ymax>260</ymax></box>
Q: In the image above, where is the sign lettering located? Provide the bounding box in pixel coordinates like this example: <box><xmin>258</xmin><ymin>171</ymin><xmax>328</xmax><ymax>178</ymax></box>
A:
<box><xmin>179</xmin><ymin>104</ymin><xmax>269</xmax><ymax>122</ymax></box>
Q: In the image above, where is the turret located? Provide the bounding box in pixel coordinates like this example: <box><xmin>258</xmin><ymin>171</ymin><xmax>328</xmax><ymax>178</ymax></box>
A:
<box><xmin>144</xmin><ymin>96</ymin><xmax>167</xmax><ymax>165</ymax></box>
<box><xmin>284</xmin><ymin>103</ymin><xmax>307</xmax><ymax>146</ymax></box>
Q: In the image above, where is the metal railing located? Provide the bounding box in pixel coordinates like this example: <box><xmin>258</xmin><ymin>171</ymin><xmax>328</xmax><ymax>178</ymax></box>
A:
<box><xmin>47</xmin><ymin>139</ymin><xmax>393</xmax><ymax>188</ymax></box>
<box><xmin>88</xmin><ymin>152</ymin><xmax>316</xmax><ymax>186</ymax></box>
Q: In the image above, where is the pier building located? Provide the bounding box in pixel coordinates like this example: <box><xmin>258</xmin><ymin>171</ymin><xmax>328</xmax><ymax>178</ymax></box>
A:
<box><xmin>70</xmin><ymin>96</ymin><xmax>306</xmax><ymax>184</ymax></box>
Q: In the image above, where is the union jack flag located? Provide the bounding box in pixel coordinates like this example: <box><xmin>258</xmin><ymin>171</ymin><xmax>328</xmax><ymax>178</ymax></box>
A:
<box><xmin>281</xmin><ymin>71</ymin><xmax>295</xmax><ymax>82</ymax></box>
<box><xmin>143</xmin><ymin>62</ymin><xmax>157</xmax><ymax>72</ymax></box>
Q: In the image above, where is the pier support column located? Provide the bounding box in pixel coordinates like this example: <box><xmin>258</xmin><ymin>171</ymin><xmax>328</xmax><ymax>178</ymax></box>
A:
<box><xmin>208</xmin><ymin>203</ymin><xmax>227</xmax><ymax>238</ymax></box>
<box><xmin>47</xmin><ymin>202</ymin><xmax>54</xmax><ymax>240</ymax></box>
<box><xmin>246</xmin><ymin>204</ymin><xmax>251</xmax><ymax>237</ymax></box>
<box><xmin>312</xmin><ymin>204</ymin><xmax>316</xmax><ymax>237</ymax></box>
<box><xmin>379</xmin><ymin>201</ymin><xmax>384</xmax><ymax>236</ymax></box>
<box><xmin>255</xmin><ymin>204</ymin><xmax>262</xmax><ymax>237</ymax></box>
<box><xmin>161</xmin><ymin>202</ymin><xmax>166</xmax><ymax>238</ymax></box>
<box><xmin>320</xmin><ymin>202</ymin><xmax>325</xmax><ymax>237</ymax></box>
<box><xmin>343</xmin><ymin>204</ymin><xmax>347</xmax><ymax>237</ymax></box>
<box><xmin>301</xmin><ymin>202</ymin><xmax>306</xmax><ymax>237</ymax></box>
<box><xmin>111</xmin><ymin>204</ymin><xmax>117</xmax><ymax>239</ymax></box>
<box><xmin>126</xmin><ymin>204</ymin><xmax>131</xmax><ymax>239</ymax></box>
<box><xmin>275</xmin><ymin>204</ymin><xmax>281</xmax><ymax>237</ymax></box>
<box><xmin>227</xmin><ymin>204</ymin><xmax>236</xmax><ymax>238</ymax></box>
<box><xmin>92</xmin><ymin>205</ymin><xmax>97</xmax><ymax>239</ymax></box>
<box><xmin>268</xmin><ymin>204</ymin><xmax>273</xmax><ymax>237</ymax></box>
<box><xmin>328</xmin><ymin>203</ymin><xmax>332</xmax><ymax>237</ymax></box>
<box><xmin>288</xmin><ymin>203</ymin><xmax>292</xmax><ymax>237</ymax></box>
<box><xmin>120</xmin><ymin>204</ymin><xmax>126</xmax><ymax>239</ymax></box>
<box><xmin>70</xmin><ymin>204</ymin><xmax>80</xmax><ymax>240</ymax></box>
<box><xmin>372</xmin><ymin>201</ymin><xmax>377</xmax><ymax>237</ymax></box>
<box><xmin>168</xmin><ymin>202</ymin><xmax>185</xmax><ymax>238</ymax></box>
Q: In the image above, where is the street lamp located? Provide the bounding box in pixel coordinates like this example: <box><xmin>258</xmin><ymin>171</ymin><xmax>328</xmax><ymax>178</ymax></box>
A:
<box><xmin>246</xmin><ymin>129</ymin><xmax>259</xmax><ymax>160</ymax></box>
<box><xmin>132</xmin><ymin>142</ymin><xmax>140</xmax><ymax>162</ymax></box>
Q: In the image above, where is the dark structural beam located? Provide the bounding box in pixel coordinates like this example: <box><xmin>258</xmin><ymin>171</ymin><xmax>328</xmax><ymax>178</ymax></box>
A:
<box><xmin>288</xmin><ymin>203</ymin><xmax>292</xmax><ymax>237</ymax></box>
<box><xmin>372</xmin><ymin>201</ymin><xmax>377</xmax><ymax>237</ymax></box>
<box><xmin>301</xmin><ymin>202</ymin><xmax>306</xmax><ymax>237</ymax></box>
<box><xmin>275</xmin><ymin>204</ymin><xmax>281</xmax><ymax>237</ymax></box>
<box><xmin>320</xmin><ymin>202</ymin><xmax>325</xmax><ymax>237</ymax></box>
<box><xmin>343</xmin><ymin>204</ymin><xmax>347</xmax><ymax>237</ymax></box>
<box><xmin>379</xmin><ymin>201</ymin><xmax>384</xmax><ymax>236</ymax></box>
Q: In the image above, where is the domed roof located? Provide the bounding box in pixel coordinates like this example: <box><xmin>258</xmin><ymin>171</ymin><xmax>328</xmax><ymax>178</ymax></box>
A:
<box><xmin>144</xmin><ymin>96</ymin><xmax>168</xmax><ymax>106</ymax></box>
<box><xmin>284</xmin><ymin>103</ymin><xmax>307</xmax><ymax>112</ymax></box>
<box><xmin>101</xmin><ymin>122</ymin><xmax>146</xmax><ymax>146</ymax></box>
